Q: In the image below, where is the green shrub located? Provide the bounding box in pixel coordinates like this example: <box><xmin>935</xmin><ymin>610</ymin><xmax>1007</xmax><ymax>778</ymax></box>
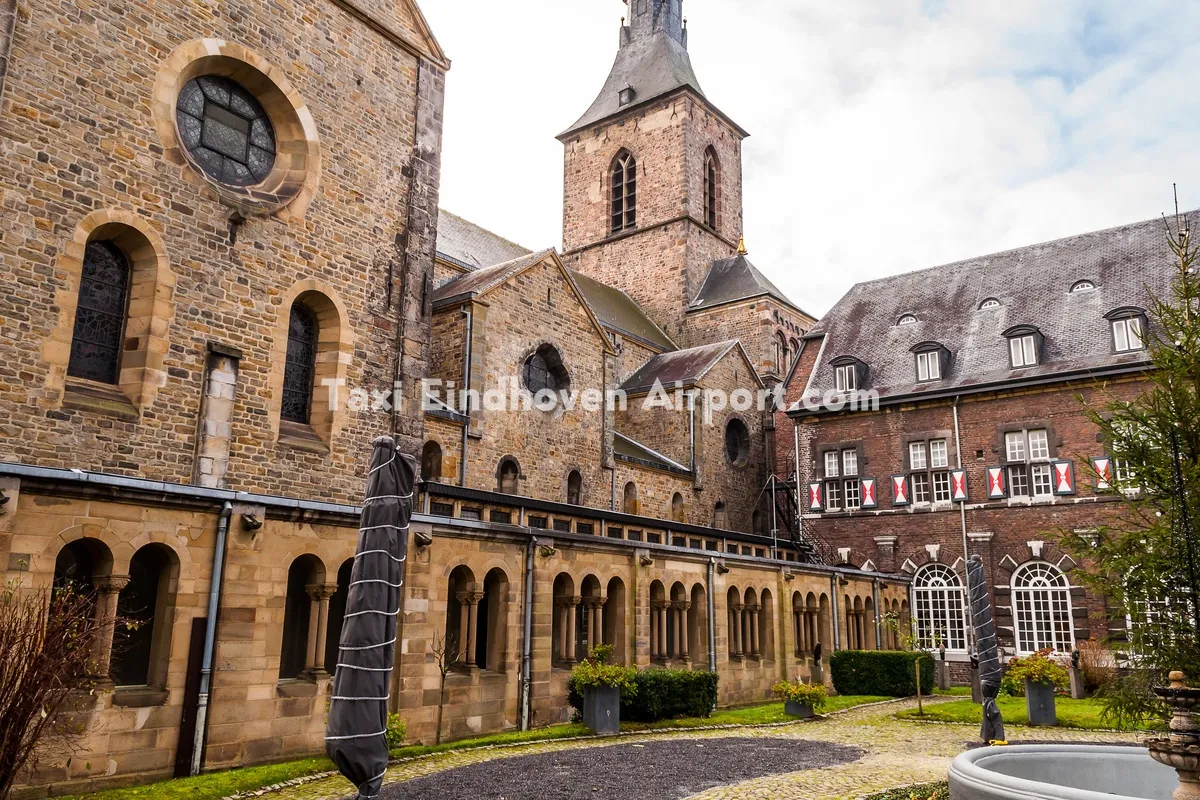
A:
<box><xmin>1000</xmin><ymin>649</ymin><xmax>1070</xmax><ymax>696</ymax></box>
<box><xmin>385</xmin><ymin>713</ymin><xmax>407</xmax><ymax>750</ymax></box>
<box><xmin>568</xmin><ymin>668</ymin><xmax>719</xmax><ymax>723</ymax></box>
<box><xmin>569</xmin><ymin>647</ymin><xmax>638</xmax><ymax>696</ymax></box>
<box><xmin>771</xmin><ymin>678</ymin><xmax>828</xmax><ymax>711</ymax></box>
<box><xmin>830</xmin><ymin>650</ymin><xmax>934</xmax><ymax>697</ymax></box>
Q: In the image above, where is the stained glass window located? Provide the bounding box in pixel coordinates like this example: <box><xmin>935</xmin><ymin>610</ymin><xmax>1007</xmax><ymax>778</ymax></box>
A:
<box><xmin>176</xmin><ymin>75</ymin><xmax>276</xmax><ymax>186</ymax></box>
<box><xmin>68</xmin><ymin>241</ymin><xmax>130</xmax><ymax>384</ymax></box>
<box><xmin>523</xmin><ymin>345</ymin><xmax>568</xmax><ymax>394</ymax></box>
<box><xmin>281</xmin><ymin>304</ymin><xmax>317</xmax><ymax>424</ymax></box>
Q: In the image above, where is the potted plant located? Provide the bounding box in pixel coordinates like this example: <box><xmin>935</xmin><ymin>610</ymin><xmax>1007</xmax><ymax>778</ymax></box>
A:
<box><xmin>570</xmin><ymin>645</ymin><xmax>637</xmax><ymax>735</ymax></box>
<box><xmin>1003</xmin><ymin>648</ymin><xmax>1069</xmax><ymax>727</ymax></box>
<box><xmin>772</xmin><ymin>678</ymin><xmax>828</xmax><ymax>719</ymax></box>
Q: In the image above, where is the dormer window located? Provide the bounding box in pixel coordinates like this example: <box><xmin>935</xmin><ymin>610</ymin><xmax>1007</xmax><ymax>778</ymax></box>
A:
<box><xmin>898</xmin><ymin>314</ymin><xmax>918</xmax><ymax>326</ymax></box>
<box><xmin>618</xmin><ymin>86</ymin><xmax>636</xmax><ymax>107</ymax></box>
<box><xmin>1070</xmin><ymin>280</ymin><xmax>1096</xmax><ymax>293</ymax></box>
<box><xmin>1004</xmin><ymin>325</ymin><xmax>1043</xmax><ymax>368</ymax></box>
<box><xmin>979</xmin><ymin>298</ymin><xmax>1001</xmax><ymax>310</ymax></box>
<box><xmin>911</xmin><ymin>341</ymin><xmax>950</xmax><ymax>383</ymax></box>
<box><xmin>830</xmin><ymin>355</ymin><xmax>867</xmax><ymax>394</ymax></box>
<box><xmin>1106</xmin><ymin>307</ymin><xmax>1148</xmax><ymax>353</ymax></box>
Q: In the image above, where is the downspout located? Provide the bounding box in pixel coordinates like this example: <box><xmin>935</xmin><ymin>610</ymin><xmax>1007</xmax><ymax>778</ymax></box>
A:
<box><xmin>519</xmin><ymin>535</ymin><xmax>537</xmax><ymax>731</ymax></box>
<box><xmin>793</xmin><ymin>421</ymin><xmax>803</xmax><ymax>547</ymax></box>
<box><xmin>611</xmin><ymin>464</ymin><xmax>617</xmax><ymax>512</ymax></box>
<box><xmin>459</xmin><ymin>305</ymin><xmax>472</xmax><ymax>487</ymax></box>
<box><xmin>191</xmin><ymin>501</ymin><xmax>233</xmax><ymax>776</ymax></box>
<box><xmin>951</xmin><ymin>395</ymin><xmax>976</xmax><ymax>646</ymax></box>
<box><xmin>707</xmin><ymin>558</ymin><xmax>717</xmax><ymax>673</ymax></box>
<box><xmin>689</xmin><ymin>391</ymin><xmax>697</xmax><ymax>472</ymax></box>
<box><xmin>830</xmin><ymin>574</ymin><xmax>841</xmax><ymax>650</ymax></box>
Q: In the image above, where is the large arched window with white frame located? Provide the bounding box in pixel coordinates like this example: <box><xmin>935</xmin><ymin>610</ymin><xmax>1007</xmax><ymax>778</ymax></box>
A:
<box><xmin>913</xmin><ymin>564</ymin><xmax>968</xmax><ymax>651</ymax></box>
<box><xmin>1011</xmin><ymin>561</ymin><xmax>1074</xmax><ymax>654</ymax></box>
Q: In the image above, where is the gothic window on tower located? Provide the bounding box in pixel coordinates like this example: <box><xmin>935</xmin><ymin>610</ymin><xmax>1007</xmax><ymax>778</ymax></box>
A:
<box><xmin>610</xmin><ymin>150</ymin><xmax>637</xmax><ymax>234</ymax></box>
<box><xmin>68</xmin><ymin>240</ymin><xmax>131</xmax><ymax>385</ymax></box>
<box><xmin>703</xmin><ymin>147</ymin><xmax>719</xmax><ymax>230</ymax></box>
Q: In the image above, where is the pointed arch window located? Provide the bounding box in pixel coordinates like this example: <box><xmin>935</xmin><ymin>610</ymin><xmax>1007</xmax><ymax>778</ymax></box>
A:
<box><xmin>703</xmin><ymin>147</ymin><xmax>719</xmax><ymax>230</ymax></box>
<box><xmin>68</xmin><ymin>241</ymin><xmax>131</xmax><ymax>384</ymax></box>
<box><xmin>611</xmin><ymin>150</ymin><xmax>637</xmax><ymax>234</ymax></box>
<box><xmin>281</xmin><ymin>303</ymin><xmax>318</xmax><ymax>424</ymax></box>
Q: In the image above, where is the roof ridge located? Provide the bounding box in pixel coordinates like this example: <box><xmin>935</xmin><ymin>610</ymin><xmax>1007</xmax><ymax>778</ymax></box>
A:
<box><xmin>438</xmin><ymin>208</ymin><xmax>532</xmax><ymax>254</ymax></box>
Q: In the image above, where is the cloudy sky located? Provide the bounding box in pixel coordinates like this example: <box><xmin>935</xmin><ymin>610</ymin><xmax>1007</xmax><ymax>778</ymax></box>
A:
<box><xmin>419</xmin><ymin>0</ymin><xmax>1200</xmax><ymax>316</ymax></box>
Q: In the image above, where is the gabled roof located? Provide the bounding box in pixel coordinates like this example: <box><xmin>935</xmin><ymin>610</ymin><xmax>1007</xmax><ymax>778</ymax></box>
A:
<box><xmin>613</xmin><ymin>432</ymin><xmax>691</xmax><ymax>475</ymax></box>
<box><xmin>620</xmin><ymin>340</ymin><xmax>761</xmax><ymax>395</ymax></box>
<box><xmin>568</xmin><ymin>269</ymin><xmax>677</xmax><ymax>352</ymax></box>
<box><xmin>393</xmin><ymin>0</ymin><xmax>450</xmax><ymax>70</ymax></box>
<box><xmin>690</xmin><ymin>253</ymin><xmax>811</xmax><ymax>318</ymax></box>
<box><xmin>797</xmin><ymin>211</ymin><xmax>1191</xmax><ymax>410</ymax></box>
<box><xmin>436</xmin><ymin>209</ymin><xmax>531</xmax><ymax>273</ymax></box>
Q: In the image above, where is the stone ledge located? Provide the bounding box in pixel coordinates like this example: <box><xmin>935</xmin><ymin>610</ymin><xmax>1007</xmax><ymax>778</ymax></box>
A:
<box><xmin>62</xmin><ymin>381</ymin><xmax>139</xmax><ymax>421</ymax></box>
<box><xmin>111</xmin><ymin>686</ymin><xmax>169</xmax><ymax>708</ymax></box>
<box><xmin>276</xmin><ymin>678</ymin><xmax>319</xmax><ymax>698</ymax></box>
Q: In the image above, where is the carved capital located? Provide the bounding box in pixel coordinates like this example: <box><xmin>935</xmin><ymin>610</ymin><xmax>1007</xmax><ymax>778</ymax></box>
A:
<box><xmin>95</xmin><ymin>574</ymin><xmax>131</xmax><ymax>594</ymax></box>
<box><xmin>306</xmin><ymin>583</ymin><xmax>337</xmax><ymax>601</ymax></box>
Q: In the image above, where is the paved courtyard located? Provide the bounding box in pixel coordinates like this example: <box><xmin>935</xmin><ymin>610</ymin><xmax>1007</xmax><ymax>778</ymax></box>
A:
<box><xmin>251</xmin><ymin>698</ymin><xmax>1145</xmax><ymax>800</ymax></box>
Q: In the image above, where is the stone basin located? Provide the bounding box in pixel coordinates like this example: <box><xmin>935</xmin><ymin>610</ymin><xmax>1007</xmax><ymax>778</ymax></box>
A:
<box><xmin>949</xmin><ymin>744</ymin><xmax>1178</xmax><ymax>800</ymax></box>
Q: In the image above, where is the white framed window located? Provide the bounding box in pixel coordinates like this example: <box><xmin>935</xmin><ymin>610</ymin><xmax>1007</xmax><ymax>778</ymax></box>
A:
<box><xmin>932</xmin><ymin>470</ymin><xmax>952</xmax><ymax>503</ymax></box>
<box><xmin>1114</xmin><ymin>458</ymin><xmax>1137</xmax><ymax>484</ymax></box>
<box><xmin>1005</xmin><ymin>431</ymin><xmax>1026</xmax><ymax>462</ymax></box>
<box><xmin>842</xmin><ymin>449</ymin><xmax>858</xmax><ymax>476</ymax></box>
<box><xmin>929</xmin><ymin>439</ymin><xmax>949</xmax><ymax>468</ymax></box>
<box><xmin>1070</xmin><ymin>280</ymin><xmax>1095</xmax><ymax>293</ymax></box>
<box><xmin>844</xmin><ymin>480</ymin><xmax>860</xmax><ymax>510</ymax></box>
<box><xmin>1008</xmin><ymin>465</ymin><xmax>1029</xmax><ymax>497</ymax></box>
<box><xmin>911</xmin><ymin>472</ymin><xmax>930</xmax><ymax>504</ymax></box>
<box><xmin>909</xmin><ymin>442</ymin><xmax>927</xmax><ymax>471</ymax></box>
<box><xmin>1010</xmin><ymin>334</ymin><xmax>1038</xmax><ymax>367</ymax></box>
<box><xmin>1113</xmin><ymin>317</ymin><xmax>1144</xmax><ymax>353</ymax></box>
<box><xmin>825</xmin><ymin>481</ymin><xmax>842</xmax><ymax>511</ymax></box>
<box><xmin>1028</xmin><ymin>430</ymin><xmax>1050</xmax><ymax>460</ymax></box>
<box><xmin>979</xmin><ymin>298</ymin><xmax>1001</xmax><ymax>310</ymax></box>
<box><xmin>824</xmin><ymin>451</ymin><xmax>840</xmax><ymax>477</ymax></box>
<box><xmin>835</xmin><ymin>364</ymin><xmax>857</xmax><ymax>393</ymax></box>
<box><xmin>1012</xmin><ymin>562</ymin><xmax>1074</xmax><ymax>654</ymax></box>
<box><xmin>913</xmin><ymin>564</ymin><xmax>968</xmax><ymax>651</ymax></box>
<box><xmin>1031</xmin><ymin>463</ymin><xmax>1053</xmax><ymax>497</ymax></box>
<box><xmin>916</xmin><ymin>350</ymin><xmax>941</xmax><ymax>381</ymax></box>
<box><xmin>1005</xmin><ymin>428</ymin><xmax>1052</xmax><ymax>499</ymax></box>
<box><xmin>898</xmin><ymin>314</ymin><xmax>918</xmax><ymax>325</ymax></box>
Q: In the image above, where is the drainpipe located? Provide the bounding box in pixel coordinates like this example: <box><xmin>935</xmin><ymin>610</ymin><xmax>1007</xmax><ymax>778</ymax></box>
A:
<box><xmin>707</xmin><ymin>558</ymin><xmax>717</xmax><ymax>673</ymax></box>
<box><xmin>951</xmin><ymin>395</ymin><xmax>976</xmax><ymax>646</ymax></box>
<box><xmin>191</xmin><ymin>501</ymin><xmax>233</xmax><ymax>776</ymax></box>
<box><xmin>459</xmin><ymin>305</ymin><xmax>472</xmax><ymax>487</ymax></box>
<box><xmin>610</xmin><ymin>465</ymin><xmax>617</xmax><ymax>512</ymax></box>
<box><xmin>830</xmin><ymin>573</ymin><xmax>841</xmax><ymax>650</ymax></box>
<box><xmin>689</xmin><ymin>391</ymin><xmax>697</xmax><ymax>472</ymax></box>
<box><xmin>519</xmin><ymin>535</ymin><xmax>537</xmax><ymax>731</ymax></box>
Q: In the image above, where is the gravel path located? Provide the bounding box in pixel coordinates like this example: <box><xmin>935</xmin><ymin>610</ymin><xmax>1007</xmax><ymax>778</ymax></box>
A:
<box><xmin>377</xmin><ymin>737</ymin><xmax>864</xmax><ymax>800</ymax></box>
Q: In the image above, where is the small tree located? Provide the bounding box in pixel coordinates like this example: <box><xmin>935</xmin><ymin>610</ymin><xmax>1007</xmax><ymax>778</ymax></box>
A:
<box><xmin>0</xmin><ymin>583</ymin><xmax>101</xmax><ymax>798</ymax></box>
<box><xmin>1066</xmin><ymin>195</ymin><xmax>1200</xmax><ymax>727</ymax></box>
<box><xmin>429</xmin><ymin>631</ymin><xmax>460</xmax><ymax>745</ymax></box>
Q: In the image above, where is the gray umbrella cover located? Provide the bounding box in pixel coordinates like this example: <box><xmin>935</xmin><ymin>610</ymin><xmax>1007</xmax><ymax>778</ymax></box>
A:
<box><xmin>967</xmin><ymin>554</ymin><xmax>1005</xmax><ymax>744</ymax></box>
<box><xmin>326</xmin><ymin>436</ymin><xmax>416</xmax><ymax>798</ymax></box>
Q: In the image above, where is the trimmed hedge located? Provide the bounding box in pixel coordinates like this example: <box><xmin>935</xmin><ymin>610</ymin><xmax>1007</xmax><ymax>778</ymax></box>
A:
<box><xmin>830</xmin><ymin>650</ymin><xmax>934</xmax><ymax>697</ymax></box>
<box><xmin>568</xmin><ymin>668</ymin><xmax>719</xmax><ymax>722</ymax></box>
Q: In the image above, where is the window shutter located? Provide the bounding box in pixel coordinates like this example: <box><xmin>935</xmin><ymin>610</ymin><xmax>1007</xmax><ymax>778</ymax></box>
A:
<box><xmin>986</xmin><ymin>466</ymin><xmax>1006</xmax><ymax>499</ymax></box>
<box><xmin>808</xmin><ymin>483</ymin><xmax>823</xmax><ymax>512</ymax></box>
<box><xmin>1091</xmin><ymin>457</ymin><xmax>1112</xmax><ymax>491</ymax></box>
<box><xmin>860</xmin><ymin>478</ymin><xmax>878</xmax><ymax>509</ymax></box>
<box><xmin>950</xmin><ymin>469</ymin><xmax>969</xmax><ymax>502</ymax></box>
<box><xmin>891</xmin><ymin>475</ymin><xmax>910</xmax><ymax>506</ymax></box>
<box><xmin>1052</xmin><ymin>460</ymin><xmax>1076</xmax><ymax>495</ymax></box>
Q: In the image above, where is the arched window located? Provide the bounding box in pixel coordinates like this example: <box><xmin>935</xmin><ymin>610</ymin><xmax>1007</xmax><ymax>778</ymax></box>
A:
<box><xmin>68</xmin><ymin>240</ymin><xmax>131</xmax><ymax>384</ymax></box>
<box><xmin>713</xmin><ymin>500</ymin><xmax>727</xmax><ymax>530</ymax></box>
<box><xmin>112</xmin><ymin>544</ymin><xmax>177</xmax><ymax>688</ymax></box>
<box><xmin>552</xmin><ymin>573</ymin><xmax>578</xmax><ymax>666</ymax></box>
<box><xmin>774</xmin><ymin>332</ymin><xmax>789</xmax><ymax>373</ymax></box>
<box><xmin>281</xmin><ymin>303</ymin><xmax>318</xmax><ymax>424</ymax></box>
<box><xmin>726</xmin><ymin>586</ymin><xmax>742</xmax><ymax>657</ymax></box>
<box><xmin>688</xmin><ymin>583</ymin><xmax>708</xmax><ymax>664</ymax></box>
<box><xmin>324</xmin><ymin>558</ymin><xmax>353</xmax><ymax>674</ymax></box>
<box><xmin>789</xmin><ymin>338</ymin><xmax>800</xmax><ymax>369</ymax></box>
<box><xmin>913</xmin><ymin>564</ymin><xmax>968</xmax><ymax>651</ymax></box>
<box><xmin>703</xmin><ymin>147</ymin><xmax>719</xmax><ymax>229</ymax></box>
<box><xmin>671</xmin><ymin>492</ymin><xmax>685</xmax><ymax>522</ymax></box>
<box><xmin>650</xmin><ymin>580</ymin><xmax>668</xmax><ymax>661</ymax></box>
<box><xmin>566</xmin><ymin>470</ymin><xmax>583</xmax><ymax>505</ymax></box>
<box><xmin>606</xmin><ymin>577</ymin><xmax>628</xmax><ymax>664</ymax></box>
<box><xmin>759</xmin><ymin>588</ymin><xmax>776</xmax><ymax>660</ymax></box>
<box><xmin>622</xmin><ymin>481</ymin><xmax>639</xmax><ymax>515</ymax></box>
<box><xmin>523</xmin><ymin>344</ymin><xmax>569</xmax><ymax>394</ymax></box>
<box><xmin>497</xmin><ymin>458</ymin><xmax>520</xmax><ymax>494</ymax></box>
<box><xmin>279</xmin><ymin>554</ymin><xmax>325</xmax><ymax>679</ymax></box>
<box><xmin>421</xmin><ymin>441</ymin><xmax>443</xmax><ymax>483</ymax></box>
<box><xmin>751</xmin><ymin>509</ymin><xmax>765</xmax><ymax>534</ymax></box>
<box><xmin>725</xmin><ymin>418</ymin><xmax>750</xmax><ymax>464</ymax></box>
<box><xmin>610</xmin><ymin>150</ymin><xmax>637</xmax><ymax>233</ymax></box>
<box><xmin>1012</xmin><ymin>562</ymin><xmax>1074</xmax><ymax>654</ymax></box>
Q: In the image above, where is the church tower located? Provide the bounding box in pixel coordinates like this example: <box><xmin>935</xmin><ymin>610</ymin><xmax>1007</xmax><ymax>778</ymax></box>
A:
<box><xmin>558</xmin><ymin>0</ymin><xmax>749</xmax><ymax>346</ymax></box>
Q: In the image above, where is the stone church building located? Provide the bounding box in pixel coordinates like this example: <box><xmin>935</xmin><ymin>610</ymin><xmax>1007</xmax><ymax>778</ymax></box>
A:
<box><xmin>0</xmin><ymin>0</ymin><xmax>906</xmax><ymax>795</ymax></box>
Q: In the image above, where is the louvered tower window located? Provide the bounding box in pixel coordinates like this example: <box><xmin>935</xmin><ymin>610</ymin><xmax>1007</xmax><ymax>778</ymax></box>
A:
<box><xmin>703</xmin><ymin>148</ymin><xmax>718</xmax><ymax>229</ymax></box>
<box><xmin>281</xmin><ymin>304</ymin><xmax>318</xmax><ymax>424</ymax></box>
<box><xmin>68</xmin><ymin>241</ymin><xmax>131</xmax><ymax>384</ymax></box>
<box><xmin>611</xmin><ymin>150</ymin><xmax>637</xmax><ymax>233</ymax></box>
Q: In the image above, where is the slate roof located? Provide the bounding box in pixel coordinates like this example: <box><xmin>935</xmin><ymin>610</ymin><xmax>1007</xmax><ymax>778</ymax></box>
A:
<box><xmin>690</xmin><ymin>254</ymin><xmax>811</xmax><ymax>317</ymax></box>
<box><xmin>569</xmin><ymin>269</ymin><xmax>677</xmax><ymax>352</ymax></box>
<box><xmin>436</xmin><ymin>209</ymin><xmax>531</xmax><ymax>272</ymax></box>
<box><xmin>620</xmin><ymin>340</ymin><xmax>752</xmax><ymax>395</ymax></box>
<box><xmin>432</xmin><ymin>249</ymin><xmax>554</xmax><ymax>309</ymax></box>
<box><xmin>613</xmin><ymin>432</ymin><xmax>691</xmax><ymax>475</ymax></box>
<box><xmin>798</xmin><ymin>212</ymin><xmax>1193</xmax><ymax>409</ymax></box>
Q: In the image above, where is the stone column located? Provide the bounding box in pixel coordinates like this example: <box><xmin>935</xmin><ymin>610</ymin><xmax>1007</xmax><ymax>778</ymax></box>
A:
<box><xmin>658</xmin><ymin>605</ymin><xmax>668</xmax><ymax>659</ymax></box>
<box><xmin>305</xmin><ymin>584</ymin><xmax>324</xmax><ymax>675</ymax></box>
<box><xmin>460</xmin><ymin>595</ymin><xmax>471</xmax><ymax>662</ymax></box>
<box><xmin>566</xmin><ymin>596</ymin><xmax>580</xmax><ymax>664</ymax></box>
<box><xmin>557</xmin><ymin>600</ymin><xmax>571</xmax><ymax>662</ymax></box>
<box><xmin>314</xmin><ymin>584</ymin><xmax>337</xmax><ymax>674</ymax></box>
<box><xmin>460</xmin><ymin>591</ymin><xmax>483</xmax><ymax>667</ymax></box>
<box><xmin>650</xmin><ymin>603</ymin><xmax>659</xmax><ymax>658</ymax></box>
<box><xmin>678</xmin><ymin>601</ymin><xmax>691</xmax><ymax>662</ymax></box>
<box><xmin>597</xmin><ymin>602</ymin><xmax>606</xmax><ymax>648</ymax></box>
<box><xmin>91</xmin><ymin>575</ymin><xmax>130</xmax><ymax>681</ymax></box>
<box><xmin>749</xmin><ymin>605</ymin><xmax>761</xmax><ymax>657</ymax></box>
<box><xmin>730</xmin><ymin>603</ymin><xmax>743</xmax><ymax>658</ymax></box>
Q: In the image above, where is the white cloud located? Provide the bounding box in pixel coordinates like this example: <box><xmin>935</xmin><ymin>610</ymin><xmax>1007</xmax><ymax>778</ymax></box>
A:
<box><xmin>420</xmin><ymin>0</ymin><xmax>1200</xmax><ymax>315</ymax></box>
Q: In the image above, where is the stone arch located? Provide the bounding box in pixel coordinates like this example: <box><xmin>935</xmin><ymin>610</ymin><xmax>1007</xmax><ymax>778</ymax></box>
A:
<box><xmin>760</xmin><ymin>587</ymin><xmax>776</xmax><ymax>660</ymax></box>
<box><xmin>726</xmin><ymin>585</ymin><xmax>743</xmax><ymax>658</ymax></box>
<box><xmin>280</xmin><ymin>554</ymin><xmax>327</xmax><ymax>680</ymax></box>
<box><xmin>151</xmin><ymin>38</ymin><xmax>321</xmax><ymax>220</ymax></box>
<box><xmin>703</xmin><ymin>145</ymin><xmax>720</xmax><ymax>230</ymax></box>
<box><xmin>670</xmin><ymin>491</ymin><xmax>685</xmax><ymax>522</ymax></box>
<box><xmin>566</xmin><ymin>469</ymin><xmax>584</xmax><ymax>505</ymax></box>
<box><xmin>479</xmin><ymin>567</ymin><xmax>509</xmax><ymax>671</ymax></box>
<box><xmin>552</xmin><ymin>573</ymin><xmax>578</xmax><ymax>666</ymax></box>
<box><xmin>497</xmin><ymin>456</ymin><xmax>522</xmax><ymax>495</ymax></box>
<box><xmin>622</xmin><ymin>481</ymin><xmax>639</xmax><ymax>515</ymax></box>
<box><xmin>688</xmin><ymin>582</ymin><xmax>708</xmax><ymax>666</ymax></box>
<box><xmin>267</xmin><ymin>281</ymin><xmax>353</xmax><ymax>447</ymax></box>
<box><xmin>421</xmin><ymin>440</ymin><xmax>444</xmax><ymax>482</ymax></box>
<box><xmin>713</xmin><ymin>500</ymin><xmax>727</xmax><ymax>530</ymax></box>
<box><xmin>649</xmin><ymin>579</ymin><xmax>668</xmax><ymax>661</ymax></box>
<box><xmin>324</xmin><ymin>557</ymin><xmax>354</xmax><ymax>673</ymax></box>
<box><xmin>605</xmin><ymin>577</ymin><xmax>628</xmax><ymax>664</ymax></box>
<box><xmin>445</xmin><ymin>564</ymin><xmax>479</xmax><ymax>667</ymax></box>
<box><xmin>44</xmin><ymin>208</ymin><xmax>177</xmax><ymax>410</ymax></box>
<box><xmin>113</xmin><ymin>542</ymin><xmax>180</xmax><ymax>689</ymax></box>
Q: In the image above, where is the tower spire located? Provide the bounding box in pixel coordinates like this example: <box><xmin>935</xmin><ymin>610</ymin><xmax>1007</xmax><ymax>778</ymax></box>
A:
<box><xmin>625</xmin><ymin>0</ymin><xmax>685</xmax><ymax>48</ymax></box>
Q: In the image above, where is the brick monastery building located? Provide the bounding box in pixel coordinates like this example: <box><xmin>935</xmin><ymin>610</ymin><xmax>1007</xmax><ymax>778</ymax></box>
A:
<box><xmin>0</xmin><ymin>0</ymin><xmax>916</xmax><ymax>795</ymax></box>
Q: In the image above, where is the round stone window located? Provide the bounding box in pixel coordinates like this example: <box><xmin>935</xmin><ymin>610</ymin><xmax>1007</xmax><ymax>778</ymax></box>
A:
<box><xmin>523</xmin><ymin>344</ymin><xmax>569</xmax><ymax>394</ymax></box>
<box><xmin>725</xmin><ymin>419</ymin><xmax>750</xmax><ymax>464</ymax></box>
<box><xmin>176</xmin><ymin>76</ymin><xmax>276</xmax><ymax>186</ymax></box>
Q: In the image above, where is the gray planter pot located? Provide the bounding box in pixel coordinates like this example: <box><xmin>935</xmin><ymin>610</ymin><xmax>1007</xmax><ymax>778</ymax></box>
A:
<box><xmin>784</xmin><ymin>699</ymin><xmax>815</xmax><ymax>719</ymax></box>
<box><xmin>582</xmin><ymin>685</ymin><xmax>621</xmax><ymax>735</ymax></box>
<box><xmin>1025</xmin><ymin>679</ymin><xmax>1057</xmax><ymax>726</ymax></box>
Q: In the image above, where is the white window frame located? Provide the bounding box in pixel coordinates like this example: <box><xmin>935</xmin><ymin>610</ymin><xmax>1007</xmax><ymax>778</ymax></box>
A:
<box><xmin>842</xmin><ymin>449</ymin><xmax>858</xmax><ymax>477</ymax></box>
<box><xmin>916</xmin><ymin>350</ymin><xmax>941</xmax><ymax>381</ymax></box>
<box><xmin>1005</xmin><ymin>428</ymin><xmax>1052</xmax><ymax>499</ymax></box>
<box><xmin>929</xmin><ymin>439</ymin><xmax>949</xmax><ymax>469</ymax></box>
<box><xmin>835</xmin><ymin>364</ymin><xmax>857</xmax><ymax>393</ymax></box>
<box><xmin>909</xmin><ymin>442</ymin><xmax>927</xmax><ymax>471</ymax></box>
<box><xmin>1113</xmin><ymin>317</ymin><xmax>1144</xmax><ymax>353</ymax></box>
<box><xmin>911</xmin><ymin>472</ymin><xmax>930</xmax><ymax>504</ymax></box>
<box><xmin>932</xmin><ymin>470</ymin><xmax>952</xmax><ymax>503</ymax></box>
<box><xmin>825</xmin><ymin>480</ymin><xmax>842</xmax><ymax>511</ymax></box>
<box><xmin>824</xmin><ymin>450</ymin><xmax>840</xmax><ymax>478</ymax></box>
<box><xmin>1011</xmin><ymin>562</ymin><xmax>1075</xmax><ymax>655</ymax></box>
<box><xmin>913</xmin><ymin>564</ymin><xmax>969</xmax><ymax>651</ymax></box>
<box><xmin>1010</xmin><ymin>334</ymin><xmax>1037</xmax><ymax>368</ymax></box>
<box><xmin>843</xmin><ymin>480</ymin><xmax>860</xmax><ymax>511</ymax></box>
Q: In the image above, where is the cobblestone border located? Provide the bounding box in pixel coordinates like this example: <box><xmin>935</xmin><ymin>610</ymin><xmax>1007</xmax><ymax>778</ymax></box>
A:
<box><xmin>219</xmin><ymin>697</ymin><xmax>926</xmax><ymax>800</ymax></box>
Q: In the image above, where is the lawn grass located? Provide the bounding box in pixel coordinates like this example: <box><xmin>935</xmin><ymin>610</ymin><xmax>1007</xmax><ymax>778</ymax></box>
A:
<box><xmin>62</xmin><ymin>695</ymin><xmax>895</xmax><ymax>800</ymax></box>
<box><xmin>863</xmin><ymin>780</ymin><xmax>949</xmax><ymax>800</ymax></box>
<box><xmin>897</xmin><ymin>695</ymin><xmax>1166</xmax><ymax>731</ymax></box>
<box><xmin>932</xmin><ymin>686</ymin><xmax>971</xmax><ymax>696</ymax></box>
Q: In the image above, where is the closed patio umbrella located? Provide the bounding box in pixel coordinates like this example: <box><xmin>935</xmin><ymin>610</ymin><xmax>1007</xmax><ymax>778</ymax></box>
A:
<box><xmin>326</xmin><ymin>436</ymin><xmax>416</xmax><ymax>799</ymax></box>
<box><xmin>967</xmin><ymin>554</ymin><xmax>1005</xmax><ymax>744</ymax></box>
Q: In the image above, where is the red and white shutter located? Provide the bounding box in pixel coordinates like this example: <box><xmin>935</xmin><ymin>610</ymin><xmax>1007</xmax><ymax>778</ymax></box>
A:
<box><xmin>986</xmin><ymin>466</ymin><xmax>1006</xmax><ymax>499</ymax></box>
<box><xmin>1052</xmin><ymin>460</ymin><xmax>1076</xmax><ymax>495</ymax></box>
<box><xmin>950</xmin><ymin>468</ymin><xmax>969</xmax><ymax>502</ymax></box>
<box><xmin>1091</xmin><ymin>457</ymin><xmax>1112</xmax><ymax>490</ymax></box>
<box><xmin>860</xmin><ymin>478</ymin><xmax>878</xmax><ymax>509</ymax></box>
<box><xmin>891</xmin><ymin>475</ymin><xmax>910</xmax><ymax>507</ymax></box>
<box><xmin>808</xmin><ymin>482</ymin><xmax>824</xmax><ymax>512</ymax></box>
